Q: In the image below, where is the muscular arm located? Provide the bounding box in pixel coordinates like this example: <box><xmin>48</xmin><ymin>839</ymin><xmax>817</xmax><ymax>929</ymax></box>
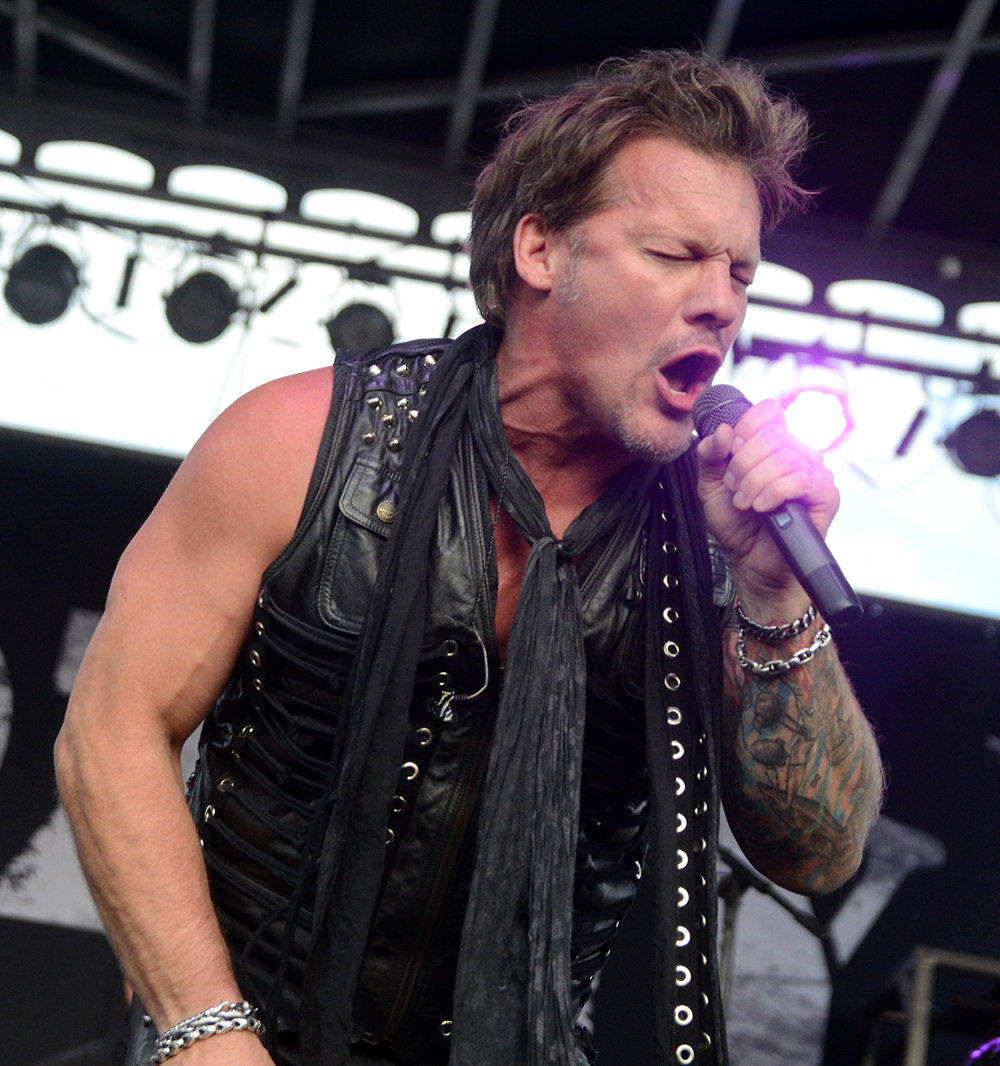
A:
<box><xmin>698</xmin><ymin>400</ymin><xmax>884</xmax><ymax>896</ymax></box>
<box><xmin>54</xmin><ymin>367</ymin><xmax>332</xmax><ymax>1062</ymax></box>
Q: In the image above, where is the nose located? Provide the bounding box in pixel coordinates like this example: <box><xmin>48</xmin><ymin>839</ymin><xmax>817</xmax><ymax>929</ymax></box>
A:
<box><xmin>682</xmin><ymin>260</ymin><xmax>745</xmax><ymax>334</ymax></box>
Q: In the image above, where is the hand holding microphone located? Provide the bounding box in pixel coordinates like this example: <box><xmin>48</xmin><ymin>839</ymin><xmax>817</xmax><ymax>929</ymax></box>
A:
<box><xmin>692</xmin><ymin>384</ymin><xmax>862</xmax><ymax>626</ymax></box>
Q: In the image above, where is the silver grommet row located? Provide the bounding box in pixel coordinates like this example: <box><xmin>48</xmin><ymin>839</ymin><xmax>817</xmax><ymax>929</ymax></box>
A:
<box><xmin>664</xmin><ymin>674</ymin><xmax>681</xmax><ymax>690</ymax></box>
<box><xmin>667</xmin><ymin>706</ymin><xmax>682</xmax><ymax>725</ymax></box>
<box><xmin>677</xmin><ymin>849</ymin><xmax>689</xmax><ymax>870</ymax></box>
<box><xmin>677</xmin><ymin>812</ymin><xmax>687</xmax><ymax>833</ymax></box>
<box><xmin>672</xmin><ymin>740</ymin><xmax>685</xmax><ymax>760</ymax></box>
<box><xmin>675</xmin><ymin>1005</ymin><xmax>693</xmax><ymax>1026</ymax></box>
<box><xmin>675</xmin><ymin>777</ymin><xmax>686</xmax><ymax>796</ymax></box>
<box><xmin>676</xmin><ymin>925</ymin><xmax>690</xmax><ymax>947</ymax></box>
<box><xmin>663</xmin><ymin>607</ymin><xmax>679</xmax><ymax>623</ymax></box>
<box><xmin>678</xmin><ymin>886</ymin><xmax>689</xmax><ymax>907</ymax></box>
<box><xmin>676</xmin><ymin>965</ymin><xmax>691</xmax><ymax>986</ymax></box>
<box><xmin>676</xmin><ymin>1046</ymin><xmax>694</xmax><ymax>1065</ymax></box>
<box><xmin>663</xmin><ymin>641</ymin><xmax>680</xmax><ymax>658</ymax></box>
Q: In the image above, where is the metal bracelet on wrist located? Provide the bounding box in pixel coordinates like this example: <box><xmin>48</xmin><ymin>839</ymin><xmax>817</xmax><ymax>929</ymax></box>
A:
<box><xmin>736</xmin><ymin>621</ymin><xmax>832</xmax><ymax>677</ymax></box>
<box><xmin>735</xmin><ymin>599</ymin><xmax>818</xmax><ymax>643</ymax></box>
<box><xmin>150</xmin><ymin>1000</ymin><xmax>265</xmax><ymax>1064</ymax></box>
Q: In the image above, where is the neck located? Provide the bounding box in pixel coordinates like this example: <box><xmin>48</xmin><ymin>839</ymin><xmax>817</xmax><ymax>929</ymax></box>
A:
<box><xmin>494</xmin><ymin>325</ymin><xmax>636</xmax><ymax>536</ymax></box>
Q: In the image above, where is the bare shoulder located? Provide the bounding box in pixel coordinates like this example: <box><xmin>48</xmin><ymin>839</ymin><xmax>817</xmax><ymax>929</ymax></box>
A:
<box><xmin>151</xmin><ymin>366</ymin><xmax>334</xmax><ymax>570</ymax></box>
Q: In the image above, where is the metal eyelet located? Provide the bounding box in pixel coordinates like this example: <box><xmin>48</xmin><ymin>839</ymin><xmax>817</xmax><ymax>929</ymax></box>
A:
<box><xmin>676</xmin><ymin>1045</ymin><xmax>694</xmax><ymax>1065</ymax></box>
<box><xmin>257</xmin><ymin>591</ymin><xmax>265</xmax><ymax>608</ymax></box>
<box><xmin>676</xmin><ymin>965</ymin><xmax>691</xmax><ymax>986</ymax></box>
<box><xmin>677</xmin><ymin>813</ymin><xmax>687</xmax><ymax>833</ymax></box>
<box><xmin>240</xmin><ymin>724</ymin><xmax>254</xmax><ymax>738</ymax></box>
<box><xmin>401</xmin><ymin>761</ymin><xmax>419</xmax><ymax>781</ymax></box>
<box><xmin>436</xmin><ymin>672</ymin><xmax>451</xmax><ymax>686</ymax></box>
<box><xmin>663</xmin><ymin>574</ymin><xmax>679</xmax><ymax>588</ymax></box>
<box><xmin>255</xmin><ymin>621</ymin><xmax>264</xmax><ymax>636</ymax></box>
<box><xmin>699</xmin><ymin>1033</ymin><xmax>712</xmax><ymax>1051</ymax></box>
<box><xmin>218</xmin><ymin>778</ymin><xmax>236</xmax><ymax>791</ymax></box>
<box><xmin>204</xmin><ymin>805</ymin><xmax>215</xmax><ymax>822</ymax></box>
<box><xmin>694</xmin><ymin>801</ymin><xmax>708</xmax><ymax>817</ymax></box>
<box><xmin>676</xmin><ymin>777</ymin><xmax>686</xmax><ymax>796</ymax></box>
<box><xmin>677</xmin><ymin>849</ymin><xmax>689</xmax><ymax>870</ymax></box>
<box><xmin>391</xmin><ymin>795</ymin><xmax>407</xmax><ymax>814</ymax></box>
<box><xmin>676</xmin><ymin>925</ymin><xmax>691</xmax><ymax>946</ymax></box>
<box><xmin>667</xmin><ymin>706</ymin><xmax>682</xmax><ymax>725</ymax></box>
<box><xmin>675</xmin><ymin>1005</ymin><xmax>693</xmax><ymax>1026</ymax></box>
<box><xmin>678</xmin><ymin>886</ymin><xmax>689</xmax><ymax>907</ymax></box>
<box><xmin>249</xmin><ymin>650</ymin><xmax>261</xmax><ymax>668</ymax></box>
<box><xmin>415</xmin><ymin>727</ymin><xmax>433</xmax><ymax>746</ymax></box>
<box><xmin>663</xmin><ymin>607</ymin><xmax>679</xmax><ymax>623</ymax></box>
<box><xmin>664</xmin><ymin>674</ymin><xmax>681</xmax><ymax>690</ymax></box>
<box><xmin>662</xmin><ymin>541</ymin><xmax>678</xmax><ymax>554</ymax></box>
<box><xmin>693</xmin><ymin>838</ymin><xmax>706</xmax><ymax>854</ymax></box>
<box><xmin>663</xmin><ymin>640</ymin><xmax>680</xmax><ymax>658</ymax></box>
<box><xmin>386</xmin><ymin>828</ymin><xmax>394</xmax><ymax>844</ymax></box>
<box><xmin>252</xmin><ymin>678</ymin><xmax>263</xmax><ymax>692</ymax></box>
<box><xmin>443</xmin><ymin>639</ymin><xmax>458</xmax><ymax>656</ymax></box>
<box><xmin>439</xmin><ymin>1020</ymin><xmax>452</xmax><ymax>1038</ymax></box>
<box><xmin>672</xmin><ymin>740</ymin><xmax>685</xmax><ymax>760</ymax></box>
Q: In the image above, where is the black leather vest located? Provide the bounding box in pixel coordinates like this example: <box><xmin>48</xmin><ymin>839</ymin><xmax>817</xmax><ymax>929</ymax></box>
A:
<box><xmin>189</xmin><ymin>341</ymin><xmax>667</xmax><ymax>1065</ymax></box>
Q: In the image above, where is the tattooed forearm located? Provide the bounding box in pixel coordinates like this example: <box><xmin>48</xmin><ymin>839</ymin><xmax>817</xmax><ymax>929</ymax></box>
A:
<box><xmin>721</xmin><ymin>618</ymin><xmax>884</xmax><ymax>895</ymax></box>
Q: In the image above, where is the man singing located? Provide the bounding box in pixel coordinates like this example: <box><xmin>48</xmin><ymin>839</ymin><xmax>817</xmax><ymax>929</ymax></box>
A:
<box><xmin>56</xmin><ymin>49</ymin><xmax>883</xmax><ymax>1066</ymax></box>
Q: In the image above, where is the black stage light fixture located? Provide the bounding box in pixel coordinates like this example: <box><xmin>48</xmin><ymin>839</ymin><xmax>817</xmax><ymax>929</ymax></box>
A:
<box><xmin>325</xmin><ymin>302</ymin><xmax>394</xmax><ymax>351</ymax></box>
<box><xmin>4</xmin><ymin>243</ymin><xmax>80</xmax><ymax>324</ymax></box>
<box><xmin>944</xmin><ymin>409</ymin><xmax>1000</xmax><ymax>478</ymax></box>
<box><xmin>165</xmin><ymin>271</ymin><xmax>240</xmax><ymax>344</ymax></box>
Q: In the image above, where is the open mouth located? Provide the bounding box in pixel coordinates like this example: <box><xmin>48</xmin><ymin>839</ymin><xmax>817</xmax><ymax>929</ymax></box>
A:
<box><xmin>661</xmin><ymin>352</ymin><xmax>721</xmax><ymax>398</ymax></box>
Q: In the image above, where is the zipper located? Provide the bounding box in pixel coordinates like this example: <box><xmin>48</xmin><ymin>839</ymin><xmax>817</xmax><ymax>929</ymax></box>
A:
<box><xmin>380</xmin><ymin>690</ymin><xmax>498</xmax><ymax>1045</ymax></box>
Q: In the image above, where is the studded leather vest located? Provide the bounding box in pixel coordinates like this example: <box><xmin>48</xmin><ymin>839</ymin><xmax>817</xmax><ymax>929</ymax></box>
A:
<box><xmin>188</xmin><ymin>340</ymin><xmax>721</xmax><ymax>1066</ymax></box>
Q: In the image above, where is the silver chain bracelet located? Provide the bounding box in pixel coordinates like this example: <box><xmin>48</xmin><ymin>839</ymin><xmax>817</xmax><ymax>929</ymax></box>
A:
<box><xmin>735</xmin><ymin>599</ymin><xmax>818</xmax><ymax>643</ymax></box>
<box><xmin>151</xmin><ymin>1000</ymin><xmax>265</xmax><ymax>1064</ymax></box>
<box><xmin>736</xmin><ymin>620</ymin><xmax>832</xmax><ymax>677</ymax></box>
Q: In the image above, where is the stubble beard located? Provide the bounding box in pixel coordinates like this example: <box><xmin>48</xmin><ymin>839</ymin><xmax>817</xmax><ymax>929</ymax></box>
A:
<box><xmin>610</xmin><ymin>404</ymin><xmax>694</xmax><ymax>465</ymax></box>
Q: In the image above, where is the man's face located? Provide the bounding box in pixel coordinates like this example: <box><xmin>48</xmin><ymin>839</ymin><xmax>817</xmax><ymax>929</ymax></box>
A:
<box><xmin>538</xmin><ymin>137</ymin><xmax>761</xmax><ymax>463</ymax></box>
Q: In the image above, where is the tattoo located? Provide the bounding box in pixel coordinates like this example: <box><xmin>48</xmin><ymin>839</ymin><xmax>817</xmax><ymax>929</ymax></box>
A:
<box><xmin>722</xmin><ymin>621</ymin><xmax>883</xmax><ymax>895</ymax></box>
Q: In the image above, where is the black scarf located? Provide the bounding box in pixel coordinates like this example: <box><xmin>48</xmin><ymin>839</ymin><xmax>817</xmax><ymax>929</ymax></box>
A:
<box><xmin>300</xmin><ymin>325</ymin><xmax>724</xmax><ymax>1065</ymax></box>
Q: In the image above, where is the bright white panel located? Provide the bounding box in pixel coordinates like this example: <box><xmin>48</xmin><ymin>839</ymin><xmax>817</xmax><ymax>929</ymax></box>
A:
<box><xmin>35</xmin><ymin>140</ymin><xmax>154</xmax><ymax>190</ymax></box>
<box><xmin>865</xmin><ymin>324</ymin><xmax>992</xmax><ymax>373</ymax></box>
<box><xmin>431</xmin><ymin>211</ymin><xmax>471</xmax><ymax>245</ymax></box>
<box><xmin>267</xmin><ymin>220</ymin><xmax>395</xmax><ymax>261</ymax></box>
<box><xmin>169</xmin><ymin>165</ymin><xmax>288</xmax><ymax>213</ymax></box>
<box><xmin>826</xmin><ymin>279</ymin><xmax>944</xmax><ymax>327</ymax></box>
<box><xmin>300</xmin><ymin>189</ymin><xmax>418</xmax><ymax>238</ymax></box>
<box><xmin>958</xmin><ymin>302</ymin><xmax>1000</xmax><ymax>339</ymax></box>
<box><xmin>748</xmin><ymin>262</ymin><xmax>813</xmax><ymax>306</ymax></box>
<box><xmin>0</xmin><ymin>129</ymin><xmax>22</xmax><ymax>165</ymax></box>
<box><xmin>378</xmin><ymin>245</ymin><xmax>454</xmax><ymax>277</ymax></box>
<box><xmin>741</xmin><ymin>304</ymin><xmax>827</xmax><ymax>346</ymax></box>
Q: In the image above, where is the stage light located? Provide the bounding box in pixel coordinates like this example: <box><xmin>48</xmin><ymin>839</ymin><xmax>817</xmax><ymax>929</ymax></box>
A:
<box><xmin>943</xmin><ymin>409</ymin><xmax>1000</xmax><ymax>478</ymax></box>
<box><xmin>325</xmin><ymin>302</ymin><xmax>394</xmax><ymax>351</ymax></box>
<box><xmin>4</xmin><ymin>244</ymin><xmax>80</xmax><ymax>324</ymax></box>
<box><xmin>782</xmin><ymin>386</ymin><xmax>853</xmax><ymax>452</ymax></box>
<box><xmin>164</xmin><ymin>271</ymin><xmax>240</xmax><ymax>344</ymax></box>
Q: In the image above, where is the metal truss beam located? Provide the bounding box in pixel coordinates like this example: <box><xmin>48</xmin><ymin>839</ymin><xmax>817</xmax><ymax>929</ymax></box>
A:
<box><xmin>704</xmin><ymin>0</ymin><xmax>745</xmax><ymax>57</ymax></box>
<box><xmin>187</xmin><ymin>0</ymin><xmax>216</xmax><ymax>126</ymax></box>
<box><xmin>15</xmin><ymin>0</ymin><xmax>37</xmax><ymax>98</ymax></box>
<box><xmin>869</xmin><ymin>0</ymin><xmax>999</xmax><ymax>238</ymax></box>
<box><xmin>442</xmin><ymin>0</ymin><xmax>503</xmax><ymax>165</ymax></box>
<box><xmin>275</xmin><ymin>0</ymin><xmax>316</xmax><ymax>141</ymax></box>
<box><xmin>0</xmin><ymin>0</ymin><xmax>186</xmax><ymax>98</ymax></box>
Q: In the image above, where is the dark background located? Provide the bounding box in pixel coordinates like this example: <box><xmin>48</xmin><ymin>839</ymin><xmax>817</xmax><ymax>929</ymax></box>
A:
<box><xmin>1</xmin><ymin>430</ymin><xmax>999</xmax><ymax>1065</ymax></box>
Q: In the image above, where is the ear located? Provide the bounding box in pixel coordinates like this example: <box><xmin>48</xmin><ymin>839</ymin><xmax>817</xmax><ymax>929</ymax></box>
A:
<box><xmin>511</xmin><ymin>213</ymin><xmax>567</xmax><ymax>294</ymax></box>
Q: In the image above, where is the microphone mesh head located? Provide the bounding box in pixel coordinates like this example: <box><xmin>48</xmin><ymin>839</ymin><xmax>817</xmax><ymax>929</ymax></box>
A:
<box><xmin>692</xmin><ymin>384</ymin><xmax>752</xmax><ymax>437</ymax></box>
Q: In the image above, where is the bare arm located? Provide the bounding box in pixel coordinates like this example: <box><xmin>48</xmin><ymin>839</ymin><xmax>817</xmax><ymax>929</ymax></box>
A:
<box><xmin>55</xmin><ymin>367</ymin><xmax>333</xmax><ymax>1062</ymax></box>
<box><xmin>697</xmin><ymin>400</ymin><xmax>884</xmax><ymax>895</ymax></box>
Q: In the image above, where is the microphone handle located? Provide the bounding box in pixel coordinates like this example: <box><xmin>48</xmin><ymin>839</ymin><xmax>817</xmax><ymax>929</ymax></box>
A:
<box><xmin>760</xmin><ymin>501</ymin><xmax>863</xmax><ymax>626</ymax></box>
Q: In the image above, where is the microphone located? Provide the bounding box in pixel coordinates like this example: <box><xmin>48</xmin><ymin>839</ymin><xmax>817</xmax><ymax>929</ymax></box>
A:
<box><xmin>692</xmin><ymin>384</ymin><xmax>863</xmax><ymax>626</ymax></box>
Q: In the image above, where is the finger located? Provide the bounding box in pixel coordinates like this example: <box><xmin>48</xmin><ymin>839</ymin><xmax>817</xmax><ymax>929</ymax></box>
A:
<box><xmin>728</xmin><ymin>445</ymin><xmax>828</xmax><ymax>511</ymax></box>
<box><xmin>724</xmin><ymin>422</ymin><xmax>823</xmax><ymax>494</ymax></box>
<box><xmin>695</xmin><ymin>422</ymin><xmax>735</xmax><ymax>476</ymax></box>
